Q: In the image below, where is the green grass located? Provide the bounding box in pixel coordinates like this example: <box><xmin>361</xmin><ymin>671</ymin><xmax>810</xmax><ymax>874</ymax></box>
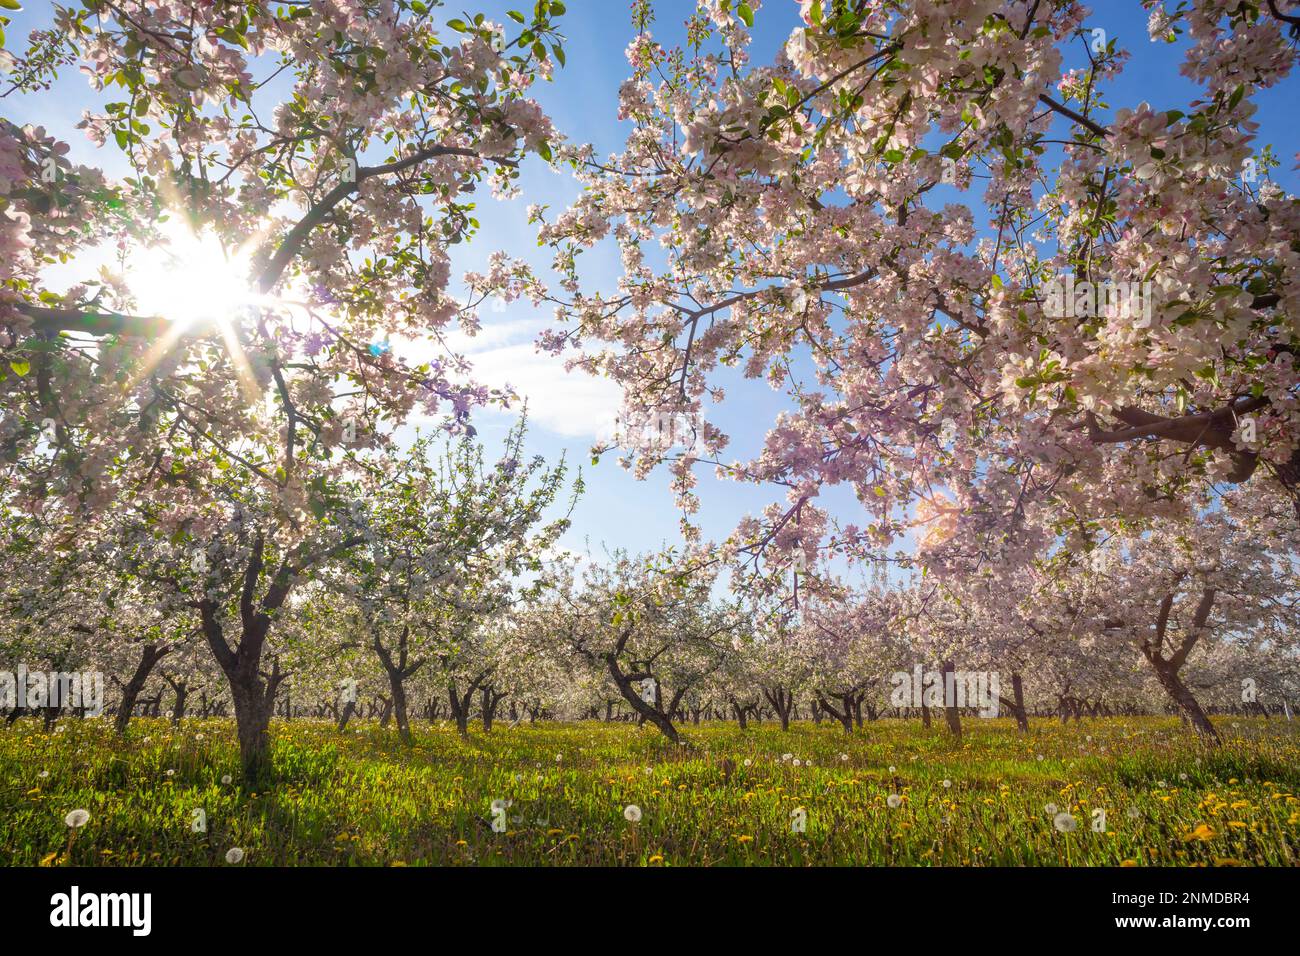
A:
<box><xmin>2</xmin><ymin>716</ymin><xmax>1298</xmax><ymax>866</ymax></box>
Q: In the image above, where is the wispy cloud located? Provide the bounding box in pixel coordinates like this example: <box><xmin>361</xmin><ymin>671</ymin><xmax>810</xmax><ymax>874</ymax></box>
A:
<box><xmin>401</xmin><ymin>315</ymin><xmax>622</xmax><ymax>440</ymax></box>
<box><xmin>465</xmin><ymin>336</ymin><xmax>622</xmax><ymax>440</ymax></box>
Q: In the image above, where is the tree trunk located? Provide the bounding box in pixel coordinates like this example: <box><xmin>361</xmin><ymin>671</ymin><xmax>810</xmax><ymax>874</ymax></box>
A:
<box><xmin>114</xmin><ymin>643</ymin><xmax>169</xmax><ymax>735</ymax></box>
<box><xmin>818</xmin><ymin>694</ymin><xmax>854</xmax><ymax>734</ymax></box>
<box><xmin>230</xmin><ymin>679</ymin><xmax>275</xmax><ymax>783</ymax></box>
<box><xmin>606</xmin><ymin>657</ymin><xmax>679</xmax><ymax>744</ymax></box>
<box><xmin>384</xmin><ymin>669</ymin><xmax>411</xmax><ymax>744</ymax></box>
<box><xmin>762</xmin><ymin>687</ymin><xmax>792</xmax><ymax>732</ymax></box>
<box><xmin>731</xmin><ymin>698</ymin><xmax>748</xmax><ymax>730</ymax></box>
<box><xmin>481</xmin><ymin>687</ymin><xmax>505</xmax><ymax>732</ymax></box>
<box><xmin>1151</xmin><ymin>660</ymin><xmax>1220</xmax><ymax>744</ymax></box>
<box><xmin>448</xmin><ymin>682</ymin><xmax>476</xmax><ymax>739</ymax></box>
<box><xmin>161</xmin><ymin>672</ymin><xmax>188</xmax><ymax>727</ymax></box>
<box><xmin>941</xmin><ymin>660</ymin><xmax>962</xmax><ymax>740</ymax></box>
<box><xmin>337</xmin><ymin>697</ymin><xmax>356</xmax><ymax>731</ymax></box>
<box><xmin>1006</xmin><ymin>671</ymin><xmax>1029</xmax><ymax>732</ymax></box>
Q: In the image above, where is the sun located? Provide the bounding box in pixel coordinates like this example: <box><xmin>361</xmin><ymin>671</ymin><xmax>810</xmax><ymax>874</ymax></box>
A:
<box><xmin>125</xmin><ymin>220</ymin><xmax>262</xmax><ymax>331</ymax></box>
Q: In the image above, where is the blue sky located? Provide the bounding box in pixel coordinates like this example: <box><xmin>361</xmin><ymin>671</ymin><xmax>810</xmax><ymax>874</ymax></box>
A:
<box><xmin>6</xmin><ymin>1</ymin><xmax>1299</xmax><ymax>580</ymax></box>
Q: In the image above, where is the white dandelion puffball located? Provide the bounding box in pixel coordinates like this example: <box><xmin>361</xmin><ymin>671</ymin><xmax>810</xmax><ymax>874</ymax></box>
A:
<box><xmin>225</xmin><ymin>847</ymin><xmax>245</xmax><ymax>864</ymax></box>
<box><xmin>792</xmin><ymin>759</ymin><xmax>801</xmax><ymax>767</ymax></box>
<box><xmin>1053</xmin><ymin>812</ymin><xmax>1077</xmax><ymax>833</ymax></box>
<box><xmin>38</xmin><ymin>770</ymin><xmax>49</xmax><ymax>779</ymax></box>
<box><xmin>165</xmin><ymin>769</ymin><xmax>175</xmax><ymax>777</ymax></box>
<box><xmin>743</xmin><ymin>758</ymin><xmax>752</xmax><ymax>767</ymax></box>
<box><xmin>1179</xmin><ymin>773</ymin><xmax>1188</xmax><ymax>781</ymax></box>
<box><xmin>888</xmin><ymin>765</ymin><xmax>896</xmax><ymax>774</ymax></box>
<box><xmin>840</xmin><ymin>753</ymin><xmax>848</xmax><ymax>762</ymax></box>
<box><xmin>555</xmin><ymin>753</ymin><xmax>563</xmax><ymax>762</ymax></box>
<box><xmin>887</xmin><ymin>794</ymin><xmax>903</xmax><ymax>809</ymax></box>
<box><xmin>942</xmin><ymin>779</ymin><xmax>952</xmax><ymax>789</ymax></box>
<box><xmin>221</xmin><ymin>774</ymin><xmax>233</xmax><ymax>785</ymax></box>
<box><xmin>1036</xmin><ymin>754</ymin><xmax>1044</xmax><ymax>762</ymax></box>
<box><xmin>1044</xmin><ymin>803</ymin><xmax>1058</xmax><ymax>815</ymax></box>
<box><xmin>624</xmin><ymin>805</ymin><xmax>642</xmax><ymax>823</ymax></box>
<box><xmin>196</xmin><ymin>733</ymin><xmax>204</xmax><ymax>740</ymax></box>
<box><xmin>782</xmin><ymin>753</ymin><xmax>793</xmax><ymax>762</ymax></box>
<box><xmin>64</xmin><ymin>809</ymin><xmax>90</xmax><ymax>828</ymax></box>
<box><xmin>490</xmin><ymin>798</ymin><xmax>511</xmax><ymax>812</ymax></box>
<box><xmin>1157</xmin><ymin>780</ymin><xmax>1167</xmax><ymax>788</ymax></box>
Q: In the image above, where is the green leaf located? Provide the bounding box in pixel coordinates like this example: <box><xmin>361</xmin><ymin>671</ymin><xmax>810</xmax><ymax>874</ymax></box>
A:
<box><xmin>9</xmin><ymin>359</ymin><xmax>30</xmax><ymax>377</ymax></box>
<box><xmin>737</xmin><ymin>2</ymin><xmax>754</xmax><ymax>27</ymax></box>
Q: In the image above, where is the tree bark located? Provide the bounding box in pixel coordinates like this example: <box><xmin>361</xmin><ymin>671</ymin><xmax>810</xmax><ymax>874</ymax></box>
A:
<box><xmin>941</xmin><ymin>660</ymin><xmax>962</xmax><ymax>740</ymax></box>
<box><xmin>817</xmin><ymin>693</ymin><xmax>855</xmax><ymax>734</ymax></box>
<box><xmin>1151</xmin><ymin>659</ymin><xmax>1221</xmax><ymax>743</ymax></box>
<box><xmin>114</xmin><ymin>643</ymin><xmax>170</xmax><ymax>735</ymax></box>
<box><xmin>606</xmin><ymin>656</ymin><xmax>680</xmax><ymax>744</ymax></box>
<box><xmin>1001</xmin><ymin>671</ymin><xmax>1029</xmax><ymax>732</ymax></box>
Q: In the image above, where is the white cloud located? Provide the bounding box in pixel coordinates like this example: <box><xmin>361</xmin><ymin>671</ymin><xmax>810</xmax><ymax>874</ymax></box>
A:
<box><xmin>397</xmin><ymin>315</ymin><xmax>623</xmax><ymax>440</ymax></box>
<box><xmin>467</xmin><ymin>340</ymin><xmax>622</xmax><ymax>439</ymax></box>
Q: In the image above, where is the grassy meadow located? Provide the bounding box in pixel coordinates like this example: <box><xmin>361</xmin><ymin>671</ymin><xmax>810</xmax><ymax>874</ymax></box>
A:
<box><xmin>1</xmin><ymin>716</ymin><xmax>1298</xmax><ymax>866</ymax></box>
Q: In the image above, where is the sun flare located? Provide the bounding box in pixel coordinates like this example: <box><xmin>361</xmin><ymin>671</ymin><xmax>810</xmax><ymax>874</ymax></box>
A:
<box><xmin>126</xmin><ymin>220</ymin><xmax>261</xmax><ymax>331</ymax></box>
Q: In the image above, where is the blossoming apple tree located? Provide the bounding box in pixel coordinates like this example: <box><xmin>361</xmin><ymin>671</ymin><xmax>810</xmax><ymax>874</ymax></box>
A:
<box><xmin>0</xmin><ymin>0</ymin><xmax>568</xmax><ymax>776</ymax></box>
<box><xmin>485</xmin><ymin>0</ymin><xmax>1299</xmax><ymax>597</ymax></box>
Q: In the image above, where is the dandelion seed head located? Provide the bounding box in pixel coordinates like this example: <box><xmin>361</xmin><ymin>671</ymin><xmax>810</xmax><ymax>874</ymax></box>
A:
<box><xmin>64</xmin><ymin>809</ymin><xmax>90</xmax><ymax>828</ymax></box>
